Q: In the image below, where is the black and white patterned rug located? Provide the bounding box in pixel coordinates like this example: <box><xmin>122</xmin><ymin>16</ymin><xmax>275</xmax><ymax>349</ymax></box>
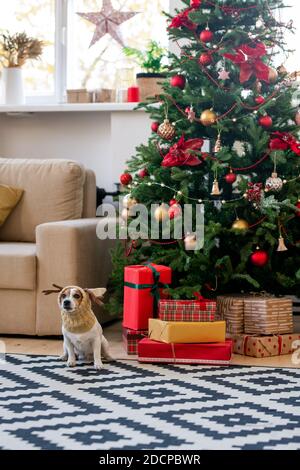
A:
<box><xmin>1</xmin><ymin>355</ymin><xmax>300</xmax><ymax>450</ymax></box>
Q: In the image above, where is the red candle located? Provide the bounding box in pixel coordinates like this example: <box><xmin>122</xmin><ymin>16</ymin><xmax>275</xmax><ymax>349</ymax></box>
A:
<box><xmin>127</xmin><ymin>86</ymin><xmax>140</xmax><ymax>103</ymax></box>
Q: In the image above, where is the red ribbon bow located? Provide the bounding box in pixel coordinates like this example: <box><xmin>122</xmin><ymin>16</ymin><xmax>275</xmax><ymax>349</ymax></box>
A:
<box><xmin>270</xmin><ymin>131</ymin><xmax>300</xmax><ymax>156</ymax></box>
<box><xmin>161</xmin><ymin>135</ymin><xmax>204</xmax><ymax>167</ymax></box>
<box><xmin>169</xmin><ymin>2</ymin><xmax>201</xmax><ymax>31</ymax></box>
<box><xmin>224</xmin><ymin>42</ymin><xmax>270</xmax><ymax>84</ymax></box>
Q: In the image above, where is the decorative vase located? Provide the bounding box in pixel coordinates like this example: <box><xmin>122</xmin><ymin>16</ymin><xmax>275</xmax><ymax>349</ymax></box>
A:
<box><xmin>4</xmin><ymin>67</ymin><xmax>25</xmax><ymax>105</ymax></box>
<box><xmin>136</xmin><ymin>73</ymin><xmax>165</xmax><ymax>102</ymax></box>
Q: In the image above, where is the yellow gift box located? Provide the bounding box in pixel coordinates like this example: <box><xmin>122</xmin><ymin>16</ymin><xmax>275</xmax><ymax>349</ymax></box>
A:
<box><xmin>148</xmin><ymin>319</ymin><xmax>226</xmax><ymax>344</ymax></box>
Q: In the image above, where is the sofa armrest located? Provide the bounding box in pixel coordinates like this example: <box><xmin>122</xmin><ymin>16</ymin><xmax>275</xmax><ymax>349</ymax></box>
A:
<box><xmin>36</xmin><ymin>218</ymin><xmax>116</xmax><ymax>335</ymax></box>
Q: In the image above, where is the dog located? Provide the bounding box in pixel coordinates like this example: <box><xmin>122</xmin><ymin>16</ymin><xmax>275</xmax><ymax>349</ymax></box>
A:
<box><xmin>43</xmin><ymin>284</ymin><xmax>114</xmax><ymax>370</ymax></box>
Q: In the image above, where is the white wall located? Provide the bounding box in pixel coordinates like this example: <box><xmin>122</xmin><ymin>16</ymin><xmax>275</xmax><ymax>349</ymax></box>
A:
<box><xmin>0</xmin><ymin>110</ymin><xmax>150</xmax><ymax>191</ymax></box>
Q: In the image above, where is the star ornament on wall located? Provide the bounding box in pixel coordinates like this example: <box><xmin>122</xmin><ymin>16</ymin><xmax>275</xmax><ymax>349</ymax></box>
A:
<box><xmin>77</xmin><ymin>0</ymin><xmax>140</xmax><ymax>48</ymax></box>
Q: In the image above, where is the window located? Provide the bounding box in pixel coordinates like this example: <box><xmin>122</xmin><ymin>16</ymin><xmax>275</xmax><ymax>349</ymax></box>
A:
<box><xmin>67</xmin><ymin>1</ymin><xmax>169</xmax><ymax>91</ymax></box>
<box><xmin>0</xmin><ymin>0</ymin><xmax>56</xmax><ymax>100</ymax></box>
<box><xmin>0</xmin><ymin>0</ymin><xmax>169</xmax><ymax>104</ymax></box>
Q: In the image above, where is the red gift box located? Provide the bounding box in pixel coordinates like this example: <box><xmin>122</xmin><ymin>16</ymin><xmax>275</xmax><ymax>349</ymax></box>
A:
<box><xmin>122</xmin><ymin>327</ymin><xmax>147</xmax><ymax>355</ymax></box>
<box><xmin>158</xmin><ymin>295</ymin><xmax>216</xmax><ymax>322</ymax></box>
<box><xmin>138</xmin><ymin>338</ymin><xmax>233</xmax><ymax>365</ymax></box>
<box><xmin>123</xmin><ymin>264</ymin><xmax>172</xmax><ymax>330</ymax></box>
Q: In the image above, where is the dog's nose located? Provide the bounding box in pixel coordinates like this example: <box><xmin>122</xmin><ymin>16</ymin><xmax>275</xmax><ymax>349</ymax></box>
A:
<box><xmin>63</xmin><ymin>299</ymin><xmax>71</xmax><ymax>309</ymax></box>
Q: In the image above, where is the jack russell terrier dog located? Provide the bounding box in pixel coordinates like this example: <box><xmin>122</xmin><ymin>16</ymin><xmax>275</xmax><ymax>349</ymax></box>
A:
<box><xmin>43</xmin><ymin>284</ymin><xmax>114</xmax><ymax>370</ymax></box>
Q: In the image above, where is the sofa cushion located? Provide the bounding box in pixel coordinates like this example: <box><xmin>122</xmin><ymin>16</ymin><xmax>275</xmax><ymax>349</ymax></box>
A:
<box><xmin>0</xmin><ymin>184</ymin><xmax>23</xmax><ymax>226</ymax></box>
<box><xmin>0</xmin><ymin>242</ymin><xmax>36</xmax><ymax>290</ymax></box>
<box><xmin>0</xmin><ymin>159</ymin><xmax>85</xmax><ymax>242</ymax></box>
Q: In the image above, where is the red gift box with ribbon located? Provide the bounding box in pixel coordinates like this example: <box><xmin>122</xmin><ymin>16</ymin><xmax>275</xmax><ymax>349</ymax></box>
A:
<box><xmin>138</xmin><ymin>338</ymin><xmax>233</xmax><ymax>365</ymax></box>
<box><xmin>123</xmin><ymin>264</ymin><xmax>172</xmax><ymax>330</ymax></box>
<box><xmin>122</xmin><ymin>327</ymin><xmax>148</xmax><ymax>355</ymax></box>
<box><xmin>158</xmin><ymin>294</ymin><xmax>216</xmax><ymax>322</ymax></box>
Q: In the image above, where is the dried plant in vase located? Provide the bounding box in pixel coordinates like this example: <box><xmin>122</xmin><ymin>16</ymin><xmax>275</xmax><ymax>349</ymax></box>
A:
<box><xmin>0</xmin><ymin>32</ymin><xmax>44</xmax><ymax>68</ymax></box>
<box><xmin>0</xmin><ymin>32</ymin><xmax>44</xmax><ymax>105</ymax></box>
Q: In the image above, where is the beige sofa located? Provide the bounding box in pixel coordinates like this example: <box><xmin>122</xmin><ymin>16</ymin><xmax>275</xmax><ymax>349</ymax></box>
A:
<box><xmin>0</xmin><ymin>158</ymin><xmax>116</xmax><ymax>336</ymax></box>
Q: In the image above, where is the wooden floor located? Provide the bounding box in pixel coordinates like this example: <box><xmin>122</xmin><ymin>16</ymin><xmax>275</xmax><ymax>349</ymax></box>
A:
<box><xmin>1</xmin><ymin>320</ymin><xmax>300</xmax><ymax>369</ymax></box>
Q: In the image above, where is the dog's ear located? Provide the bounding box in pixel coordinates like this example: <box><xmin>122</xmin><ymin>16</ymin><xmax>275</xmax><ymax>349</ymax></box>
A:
<box><xmin>42</xmin><ymin>284</ymin><xmax>64</xmax><ymax>296</ymax></box>
<box><xmin>84</xmin><ymin>288</ymin><xmax>106</xmax><ymax>306</ymax></box>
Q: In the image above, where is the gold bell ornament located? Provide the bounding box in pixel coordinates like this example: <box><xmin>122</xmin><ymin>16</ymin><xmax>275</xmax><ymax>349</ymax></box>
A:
<box><xmin>214</xmin><ymin>133</ymin><xmax>222</xmax><ymax>153</ymax></box>
<box><xmin>277</xmin><ymin>236</ymin><xmax>288</xmax><ymax>252</ymax></box>
<box><xmin>123</xmin><ymin>194</ymin><xmax>137</xmax><ymax>209</ymax></box>
<box><xmin>295</xmin><ymin>109</ymin><xmax>300</xmax><ymax>126</ymax></box>
<box><xmin>211</xmin><ymin>178</ymin><xmax>221</xmax><ymax>196</ymax></box>
<box><xmin>184</xmin><ymin>233</ymin><xmax>198</xmax><ymax>251</ymax></box>
<box><xmin>157</xmin><ymin>119</ymin><xmax>176</xmax><ymax>141</ymax></box>
<box><xmin>154</xmin><ymin>204</ymin><xmax>169</xmax><ymax>222</ymax></box>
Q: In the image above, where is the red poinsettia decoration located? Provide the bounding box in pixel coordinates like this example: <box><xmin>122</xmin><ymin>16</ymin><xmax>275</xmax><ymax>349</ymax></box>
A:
<box><xmin>223</xmin><ymin>42</ymin><xmax>270</xmax><ymax>84</ymax></box>
<box><xmin>161</xmin><ymin>135</ymin><xmax>204</xmax><ymax>167</ymax></box>
<box><xmin>169</xmin><ymin>3</ymin><xmax>200</xmax><ymax>31</ymax></box>
<box><xmin>269</xmin><ymin>131</ymin><xmax>300</xmax><ymax>156</ymax></box>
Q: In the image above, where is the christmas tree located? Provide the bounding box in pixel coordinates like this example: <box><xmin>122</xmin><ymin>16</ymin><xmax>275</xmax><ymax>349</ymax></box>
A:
<box><xmin>110</xmin><ymin>0</ymin><xmax>300</xmax><ymax>308</ymax></box>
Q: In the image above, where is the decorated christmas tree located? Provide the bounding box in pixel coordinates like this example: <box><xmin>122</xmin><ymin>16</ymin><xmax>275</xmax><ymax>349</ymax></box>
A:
<box><xmin>110</xmin><ymin>0</ymin><xmax>300</xmax><ymax>308</ymax></box>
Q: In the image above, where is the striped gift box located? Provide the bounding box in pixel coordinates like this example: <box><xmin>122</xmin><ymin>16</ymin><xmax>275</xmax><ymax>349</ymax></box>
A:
<box><xmin>158</xmin><ymin>298</ymin><xmax>216</xmax><ymax>322</ymax></box>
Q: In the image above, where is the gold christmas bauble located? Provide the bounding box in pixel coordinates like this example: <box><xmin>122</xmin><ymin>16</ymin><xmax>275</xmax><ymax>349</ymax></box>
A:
<box><xmin>157</xmin><ymin>119</ymin><xmax>176</xmax><ymax>141</ymax></box>
<box><xmin>123</xmin><ymin>194</ymin><xmax>137</xmax><ymax>209</ymax></box>
<box><xmin>200</xmin><ymin>109</ymin><xmax>217</xmax><ymax>126</ymax></box>
<box><xmin>232</xmin><ymin>218</ymin><xmax>249</xmax><ymax>231</ymax></box>
<box><xmin>154</xmin><ymin>205</ymin><xmax>169</xmax><ymax>222</ymax></box>
<box><xmin>295</xmin><ymin>109</ymin><xmax>300</xmax><ymax>126</ymax></box>
<box><xmin>268</xmin><ymin>67</ymin><xmax>278</xmax><ymax>83</ymax></box>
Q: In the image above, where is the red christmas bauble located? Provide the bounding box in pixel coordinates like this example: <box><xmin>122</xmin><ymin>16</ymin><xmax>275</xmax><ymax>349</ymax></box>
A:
<box><xmin>138</xmin><ymin>168</ymin><xmax>149</xmax><ymax>179</ymax></box>
<box><xmin>255</xmin><ymin>96</ymin><xmax>265</xmax><ymax>105</ymax></box>
<box><xmin>169</xmin><ymin>199</ymin><xmax>178</xmax><ymax>206</ymax></box>
<box><xmin>259</xmin><ymin>115</ymin><xmax>273</xmax><ymax>128</ymax></box>
<box><xmin>120</xmin><ymin>173</ymin><xmax>132</xmax><ymax>186</ymax></box>
<box><xmin>295</xmin><ymin>201</ymin><xmax>300</xmax><ymax>217</ymax></box>
<box><xmin>200</xmin><ymin>29</ymin><xmax>214</xmax><ymax>43</ymax></box>
<box><xmin>190</xmin><ymin>0</ymin><xmax>201</xmax><ymax>6</ymax></box>
<box><xmin>168</xmin><ymin>204</ymin><xmax>181</xmax><ymax>220</ymax></box>
<box><xmin>170</xmin><ymin>75</ymin><xmax>186</xmax><ymax>90</ymax></box>
<box><xmin>225</xmin><ymin>172</ymin><xmax>237</xmax><ymax>184</ymax></box>
<box><xmin>250</xmin><ymin>249</ymin><xmax>269</xmax><ymax>267</ymax></box>
<box><xmin>151</xmin><ymin>121</ymin><xmax>160</xmax><ymax>133</ymax></box>
<box><xmin>199</xmin><ymin>53</ymin><xmax>212</xmax><ymax>66</ymax></box>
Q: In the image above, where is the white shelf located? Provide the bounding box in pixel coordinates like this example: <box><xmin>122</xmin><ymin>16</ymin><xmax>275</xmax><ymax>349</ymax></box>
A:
<box><xmin>0</xmin><ymin>102</ymin><xmax>142</xmax><ymax>114</ymax></box>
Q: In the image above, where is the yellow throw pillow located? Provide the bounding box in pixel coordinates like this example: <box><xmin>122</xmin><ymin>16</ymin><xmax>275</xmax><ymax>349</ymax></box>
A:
<box><xmin>0</xmin><ymin>184</ymin><xmax>24</xmax><ymax>227</ymax></box>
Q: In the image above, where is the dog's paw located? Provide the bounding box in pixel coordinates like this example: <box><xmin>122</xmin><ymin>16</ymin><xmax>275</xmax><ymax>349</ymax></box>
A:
<box><xmin>105</xmin><ymin>355</ymin><xmax>116</xmax><ymax>363</ymax></box>
<box><xmin>67</xmin><ymin>360</ymin><xmax>76</xmax><ymax>368</ymax></box>
<box><xmin>94</xmin><ymin>361</ymin><xmax>104</xmax><ymax>370</ymax></box>
<box><xmin>59</xmin><ymin>354</ymin><xmax>68</xmax><ymax>362</ymax></box>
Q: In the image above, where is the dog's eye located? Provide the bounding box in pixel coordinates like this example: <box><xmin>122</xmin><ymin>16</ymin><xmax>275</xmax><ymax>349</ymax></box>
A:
<box><xmin>61</xmin><ymin>294</ymin><xmax>66</xmax><ymax>299</ymax></box>
<box><xmin>73</xmin><ymin>293</ymin><xmax>81</xmax><ymax>299</ymax></box>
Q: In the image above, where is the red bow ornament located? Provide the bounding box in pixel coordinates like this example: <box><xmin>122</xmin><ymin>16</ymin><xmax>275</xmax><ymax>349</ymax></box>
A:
<box><xmin>224</xmin><ymin>42</ymin><xmax>270</xmax><ymax>84</ymax></box>
<box><xmin>162</xmin><ymin>135</ymin><xmax>204</xmax><ymax>167</ymax></box>
<box><xmin>270</xmin><ymin>131</ymin><xmax>300</xmax><ymax>156</ymax></box>
<box><xmin>169</xmin><ymin>4</ymin><xmax>200</xmax><ymax>31</ymax></box>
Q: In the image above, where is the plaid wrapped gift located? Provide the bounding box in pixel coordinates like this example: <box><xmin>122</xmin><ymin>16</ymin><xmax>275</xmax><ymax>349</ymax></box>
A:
<box><xmin>122</xmin><ymin>327</ymin><xmax>147</xmax><ymax>355</ymax></box>
<box><xmin>158</xmin><ymin>296</ymin><xmax>216</xmax><ymax>322</ymax></box>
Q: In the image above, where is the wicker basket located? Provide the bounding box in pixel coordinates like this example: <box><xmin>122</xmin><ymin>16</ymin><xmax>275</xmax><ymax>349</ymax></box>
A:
<box><xmin>136</xmin><ymin>73</ymin><xmax>165</xmax><ymax>102</ymax></box>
